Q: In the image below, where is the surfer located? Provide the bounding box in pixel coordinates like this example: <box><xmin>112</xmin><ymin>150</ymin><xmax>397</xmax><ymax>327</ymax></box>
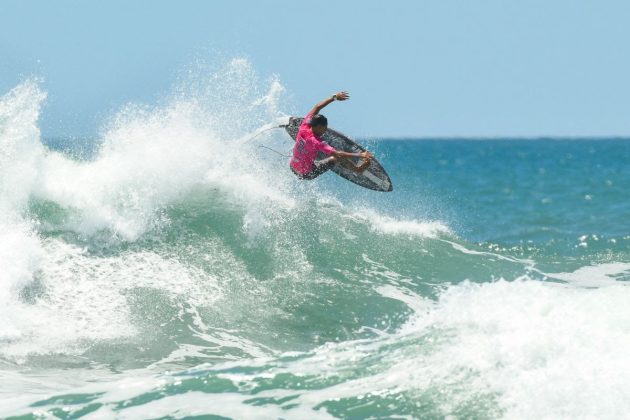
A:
<box><xmin>290</xmin><ymin>91</ymin><xmax>373</xmax><ymax>180</ymax></box>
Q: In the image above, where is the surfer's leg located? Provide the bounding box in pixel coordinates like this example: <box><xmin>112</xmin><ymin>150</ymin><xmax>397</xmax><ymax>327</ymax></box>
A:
<box><xmin>302</xmin><ymin>157</ymin><xmax>335</xmax><ymax>180</ymax></box>
<box><xmin>316</xmin><ymin>156</ymin><xmax>336</xmax><ymax>168</ymax></box>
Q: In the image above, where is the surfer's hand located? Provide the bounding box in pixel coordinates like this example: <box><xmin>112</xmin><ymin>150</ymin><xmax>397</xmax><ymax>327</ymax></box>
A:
<box><xmin>361</xmin><ymin>151</ymin><xmax>373</xmax><ymax>159</ymax></box>
<box><xmin>335</xmin><ymin>91</ymin><xmax>350</xmax><ymax>101</ymax></box>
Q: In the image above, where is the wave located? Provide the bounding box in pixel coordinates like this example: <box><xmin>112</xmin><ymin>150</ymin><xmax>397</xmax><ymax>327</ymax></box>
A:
<box><xmin>2</xmin><ymin>59</ymin><xmax>630</xmax><ymax>418</ymax></box>
<box><xmin>5</xmin><ymin>273</ymin><xmax>630</xmax><ymax>418</ymax></box>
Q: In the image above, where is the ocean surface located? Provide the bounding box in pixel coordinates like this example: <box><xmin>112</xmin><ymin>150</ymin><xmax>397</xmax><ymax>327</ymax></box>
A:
<box><xmin>2</xmin><ymin>62</ymin><xmax>630</xmax><ymax>419</ymax></box>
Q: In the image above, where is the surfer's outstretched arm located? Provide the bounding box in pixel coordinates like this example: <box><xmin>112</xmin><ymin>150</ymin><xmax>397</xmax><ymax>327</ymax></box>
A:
<box><xmin>310</xmin><ymin>91</ymin><xmax>350</xmax><ymax>115</ymax></box>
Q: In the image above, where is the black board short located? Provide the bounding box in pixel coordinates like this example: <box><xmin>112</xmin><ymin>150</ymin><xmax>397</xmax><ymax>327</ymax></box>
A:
<box><xmin>291</xmin><ymin>157</ymin><xmax>336</xmax><ymax>180</ymax></box>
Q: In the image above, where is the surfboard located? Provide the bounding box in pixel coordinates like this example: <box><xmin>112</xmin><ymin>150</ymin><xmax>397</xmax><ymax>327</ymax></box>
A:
<box><xmin>280</xmin><ymin>117</ymin><xmax>393</xmax><ymax>192</ymax></box>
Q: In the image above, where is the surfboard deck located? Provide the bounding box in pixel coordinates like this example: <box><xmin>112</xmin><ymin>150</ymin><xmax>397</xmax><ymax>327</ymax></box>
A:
<box><xmin>281</xmin><ymin>117</ymin><xmax>393</xmax><ymax>192</ymax></box>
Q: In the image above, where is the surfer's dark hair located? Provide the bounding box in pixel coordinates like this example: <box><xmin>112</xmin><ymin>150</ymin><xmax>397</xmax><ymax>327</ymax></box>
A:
<box><xmin>310</xmin><ymin>114</ymin><xmax>328</xmax><ymax>127</ymax></box>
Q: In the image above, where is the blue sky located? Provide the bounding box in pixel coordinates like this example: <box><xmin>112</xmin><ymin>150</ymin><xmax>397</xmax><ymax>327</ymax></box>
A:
<box><xmin>2</xmin><ymin>0</ymin><xmax>630</xmax><ymax>137</ymax></box>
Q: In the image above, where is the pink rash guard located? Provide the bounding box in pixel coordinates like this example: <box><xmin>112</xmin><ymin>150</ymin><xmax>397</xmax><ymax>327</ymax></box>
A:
<box><xmin>290</xmin><ymin>112</ymin><xmax>336</xmax><ymax>175</ymax></box>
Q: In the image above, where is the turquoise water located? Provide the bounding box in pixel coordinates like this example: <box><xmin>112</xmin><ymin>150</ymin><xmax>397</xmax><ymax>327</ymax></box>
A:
<box><xmin>3</xmin><ymin>64</ymin><xmax>630</xmax><ymax>419</ymax></box>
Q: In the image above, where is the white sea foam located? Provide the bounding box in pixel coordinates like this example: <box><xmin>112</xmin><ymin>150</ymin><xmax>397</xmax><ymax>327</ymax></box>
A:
<box><xmin>1</xmin><ymin>238</ymin><xmax>224</xmax><ymax>360</ymax></box>
<box><xmin>0</xmin><ymin>80</ymin><xmax>47</xmax><ymax>344</ymax></box>
<box><xmin>545</xmin><ymin>262</ymin><xmax>630</xmax><ymax>287</ymax></box>
<box><xmin>350</xmin><ymin>208</ymin><xmax>451</xmax><ymax>238</ymax></box>
<box><xmin>393</xmin><ymin>277</ymin><xmax>630</xmax><ymax>418</ymax></box>
<box><xmin>0</xmin><ymin>223</ymin><xmax>42</xmax><ymax>342</ymax></box>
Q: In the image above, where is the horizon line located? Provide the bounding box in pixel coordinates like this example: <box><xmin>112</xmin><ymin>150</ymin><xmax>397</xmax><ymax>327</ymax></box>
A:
<box><xmin>359</xmin><ymin>135</ymin><xmax>630</xmax><ymax>141</ymax></box>
<box><xmin>41</xmin><ymin>134</ymin><xmax>630</xmax><ymax>142</ymax></box>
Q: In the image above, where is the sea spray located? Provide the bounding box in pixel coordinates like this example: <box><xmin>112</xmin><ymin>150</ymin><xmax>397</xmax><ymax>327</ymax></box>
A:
<box><xmin>0</xmin><ymin>80</ymin><xmax>46</xmax><ymax>344</ymax></box>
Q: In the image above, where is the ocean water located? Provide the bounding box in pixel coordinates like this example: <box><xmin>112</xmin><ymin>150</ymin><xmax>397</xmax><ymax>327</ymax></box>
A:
<box><xmin>2</xmin><ymin>60</ymin><xmax>630</xmax><ymax>419</ymax></box>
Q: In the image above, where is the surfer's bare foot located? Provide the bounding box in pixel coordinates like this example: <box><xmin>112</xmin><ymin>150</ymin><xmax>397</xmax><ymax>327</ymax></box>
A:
<box><xmin>356</xmin><ymin>157</ymin><xmax>371</xmax><ymax>173</ymax></box>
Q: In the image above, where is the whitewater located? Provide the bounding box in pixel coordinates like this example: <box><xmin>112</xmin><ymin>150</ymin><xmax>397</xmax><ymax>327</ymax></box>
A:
<box><xmin>2</xmin><ymin>59</ymin><xmax>630</xmax><ymax>419</ymax></box>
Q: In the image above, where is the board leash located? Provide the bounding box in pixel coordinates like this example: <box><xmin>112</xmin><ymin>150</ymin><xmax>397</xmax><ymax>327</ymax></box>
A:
<box><xmin>257</xmin><ymin>145</ymin><xmax>292</xmax><ymax>158</ymax></box>
<box><xmin>238</xmin><ymin>117</ymin><xmax>290</xmax><ymax>145</ymax></box>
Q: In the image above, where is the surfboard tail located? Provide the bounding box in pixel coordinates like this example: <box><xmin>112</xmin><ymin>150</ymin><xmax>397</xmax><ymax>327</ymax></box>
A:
<box><xmin>273</xmin><ymin>116</ymin><xmax>292</xmax><ymax>128</ymax></box>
